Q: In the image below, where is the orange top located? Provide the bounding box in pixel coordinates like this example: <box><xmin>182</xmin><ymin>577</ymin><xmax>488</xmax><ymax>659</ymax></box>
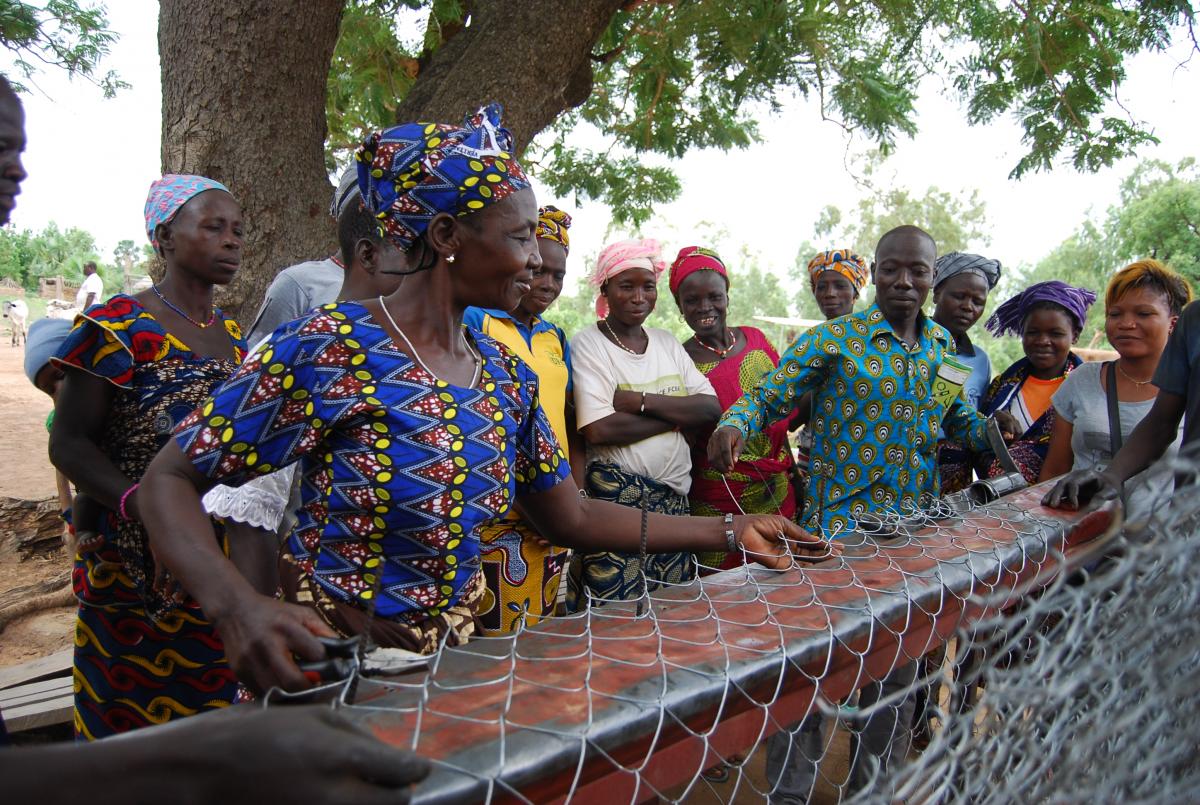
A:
<box><xmin>1019</xmin><ymin>374</ymin><xmax>1065</xmax><ymax>424</ymax></box>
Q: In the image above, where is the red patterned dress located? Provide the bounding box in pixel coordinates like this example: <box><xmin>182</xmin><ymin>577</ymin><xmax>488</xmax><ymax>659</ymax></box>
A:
<box><xmin>53</xmin><ymin>295</ymin><xmax>245</xmax><ymax>740</ymax></box>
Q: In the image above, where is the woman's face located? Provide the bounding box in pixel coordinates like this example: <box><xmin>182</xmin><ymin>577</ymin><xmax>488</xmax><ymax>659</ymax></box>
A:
<box><xmin>1105</xmin><ymin>286</ymin><xmax>1176</xmax><ymax>361</ymax></box>
<box><xmin>454</xmin><ymin>188</ymin><xmax>541</xmax><ymax>311</ymax></box>
<box><xmin>675</xmin><ymin>270</ymin><xmax>728</xmax><ymax>341</ymax></box>
<box><xmin>164</xmin><ymin>190</ymin><xmax>243</xmax><ymax>285</ymax></box>
<box><xmin>518</xmin><ymin>239</ymin><xmax>567</xmax><ymax>319</ymax></box>
<box><xmin>932</xmin><ymin>272</ymin><xmax>990</xmax><ymax>337</ymax></box>
<box><xmin>813</xmin><ymin>270</ymin><xmax>857</xmax><ymax>320</ymax></box>
<box><xmin>604</xmin><ymin>267</ymin><xmax>658</xmax><ymax>327</ymax></box>
<box><xmin>1022</xmin><ymin>307</ymin><xmax>1076</xmax><ymax>374</ymax></box>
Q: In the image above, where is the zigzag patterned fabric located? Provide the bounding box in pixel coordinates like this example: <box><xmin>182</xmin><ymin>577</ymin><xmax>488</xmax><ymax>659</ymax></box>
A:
<box><xmin>175</xmin><ymin>301</ymin><xmax>570</xmax><ymax>622</ymax></box>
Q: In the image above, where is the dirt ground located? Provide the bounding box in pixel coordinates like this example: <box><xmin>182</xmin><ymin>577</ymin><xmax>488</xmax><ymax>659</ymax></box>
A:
<box><xmin>0</xmin><ymin>344</ymin><xmax>76</xmax><ymax>670</ymax></box>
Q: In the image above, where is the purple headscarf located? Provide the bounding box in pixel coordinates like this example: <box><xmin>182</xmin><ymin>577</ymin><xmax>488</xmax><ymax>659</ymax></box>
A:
<box><xmin>985</xmin><ymin>280</ymin><xmax>1097</xmax><ymax>337</ymax></box>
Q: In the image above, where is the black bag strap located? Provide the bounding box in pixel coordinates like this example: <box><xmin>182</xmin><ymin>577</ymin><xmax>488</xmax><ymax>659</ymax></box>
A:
<box><xmin>1106</xmin><ymin>360</ymin><xmax>1123</xmax><ymax>455</ymax></box>
<box><xmin>1105</xmin><ymin>361</ymin><xmax>1128</xmax><ymax>507</ymax></box>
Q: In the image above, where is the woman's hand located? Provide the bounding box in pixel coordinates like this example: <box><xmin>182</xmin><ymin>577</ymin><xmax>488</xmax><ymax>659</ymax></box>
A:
<box><xmin>734</xmin><ymin>514</ymin><xmax>839</xmax><ymax>570</ymax></box>
<box><xmin>1042</xmin><ymin>468</ymin><xmax>1121</xmax><ymax>511</ymax></box>
<box><xmin>993</xmin><ymin>411</ymin><xmax>1020</xmax><ymax>441</ymax></box>
<box><xmin>211</xmin><ymin>593</ymin><xmax>337</xmax><ymax>694</ymax></box>
<box><xmin>707</xmin><ymin>425</ymin><xmax>746</xmax><ymax>473</ymax></box>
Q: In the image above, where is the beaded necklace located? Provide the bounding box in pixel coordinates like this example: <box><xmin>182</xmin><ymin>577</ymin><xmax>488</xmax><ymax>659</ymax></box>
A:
<box><xmin>601</xmin><ymin>317</ymin><xmax>646</xmax><ymax>355</ymax></box>
<box><xmin>152</xmin><ymin>285</ymin><xmax>216</xmax><ymax>328</ymax></box>
<box><xmin>695</xmin><ymin>328</ymin><xmax>736</xmax><ymax>358</ymax></box>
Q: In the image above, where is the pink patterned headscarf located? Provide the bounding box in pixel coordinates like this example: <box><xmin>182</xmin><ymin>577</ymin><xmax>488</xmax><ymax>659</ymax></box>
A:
<box><xmin>590</xmin><ymin>238</ymin><xmax>666</xmax><ymax>318</ymax></box>
<box><xmin>144</xmin><ymin>174</ymin><xmax>231</xmax><ymax>247</ymax></box>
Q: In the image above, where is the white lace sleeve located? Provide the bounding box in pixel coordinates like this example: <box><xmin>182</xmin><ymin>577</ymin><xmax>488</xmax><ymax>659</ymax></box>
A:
<box><xmin>201</xmin><ymin>465</ymin><xmax>296</xmax><ymax>532</ymax></box>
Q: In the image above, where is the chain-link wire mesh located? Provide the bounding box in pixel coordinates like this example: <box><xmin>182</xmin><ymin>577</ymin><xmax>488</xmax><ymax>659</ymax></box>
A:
<box><xmin>267</xmin><ymin>450</ymin><xmax>1199</xmax><ymax>804</ymax></box>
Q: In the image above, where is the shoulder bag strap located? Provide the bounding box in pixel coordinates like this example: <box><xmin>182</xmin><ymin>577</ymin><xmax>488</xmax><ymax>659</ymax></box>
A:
<box><xmin>1106</xmin><ymin>360</ymin><xmax>1123</xmax><ymax>455</ymax></box>
<box><xmin>1106</xmin><ymin>360</ymin><xmax>1127</xmax><ymax>506</ymax></box>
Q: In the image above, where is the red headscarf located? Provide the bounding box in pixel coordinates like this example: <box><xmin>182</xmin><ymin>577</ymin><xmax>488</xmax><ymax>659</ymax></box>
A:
<box><xmin>668</xmin><ymin>246</ymin><xmax>728</xmax><ymax>296</ymax></box>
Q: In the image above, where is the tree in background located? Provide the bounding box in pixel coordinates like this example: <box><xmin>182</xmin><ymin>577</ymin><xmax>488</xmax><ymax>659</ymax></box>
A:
<box><xmin>156</xmin><ymin>0</ymin><xmax>1195</xmax><ymax>321</ymax></box>
<box><xmin>789</xmin><ymin>174</ymin><xmax>989</xmax><ymax>316</ymax></box>
<box><xmin>0</xmin><ymin>0</ymin><xmax>124</xmax><ymax>95</ymax></box>
<box><xmin>0</xmin><ymin>221</ymin><xmax>104</xmax><ymax>291</ymax></box>
<box><xmin>1109</xmin><ymin>158</ymin><xmax>1200</xmax><ymax>286</ymax></box>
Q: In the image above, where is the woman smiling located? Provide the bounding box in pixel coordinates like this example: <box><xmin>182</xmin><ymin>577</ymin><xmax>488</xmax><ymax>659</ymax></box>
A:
<box><xmin>1039</xmin><ymin>260</ymin><xmax>1191</xmax><ymax>516</ymax></box>
<box><xmin>670</xmin><ymin>246</ymin><xmax>795</xmax><ymax>571</ymax></box>
<box><xmin>977</xmin><ymin>280</ymin><xmax>1097</xmax><ymax>482</ymax></box>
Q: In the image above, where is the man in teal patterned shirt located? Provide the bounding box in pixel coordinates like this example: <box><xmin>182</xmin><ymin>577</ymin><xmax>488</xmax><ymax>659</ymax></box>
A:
<box><xmin>709</xmin><ymin>225</ymin><xmax>1005</xmax><ymax>538</ymax></box>
<box><xmin>710</xmin><ymin>225</ymin><xmax>1011</xmax><ymax>800</ymax></box>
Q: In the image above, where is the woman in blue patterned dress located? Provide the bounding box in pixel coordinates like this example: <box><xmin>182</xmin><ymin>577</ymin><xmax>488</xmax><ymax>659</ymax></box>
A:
<box><xmin>136</xmin><ymin>106</ymin><xmax>828</xmax><ymax>695</ymax></box>
<box><xmin>48</xmin><ymin>175</ymin><xmax>245</xmax><ymax>739</ymax></box>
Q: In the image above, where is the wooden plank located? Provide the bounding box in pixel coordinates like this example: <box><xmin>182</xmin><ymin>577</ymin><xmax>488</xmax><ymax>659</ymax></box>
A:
<box><xmin>2</xmin><ymin>693</ymin><xmax>74</xmax><ymax>732</ymax></box>
<box><xmin>0</xmin><ymin>677</ymin><xmax>73</xmax><ymax>709</ymax></box>
<box><xmin>0</xmin><ymin>649</ymin><xmax>72</xmax><ymax>689</ymax></box>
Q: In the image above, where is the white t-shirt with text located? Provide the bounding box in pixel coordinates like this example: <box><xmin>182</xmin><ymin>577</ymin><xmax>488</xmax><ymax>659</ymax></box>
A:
<box><xmin>572</xmin><ymin>324</ymin><xmax>716</xmax><ymax>496</ymax></box>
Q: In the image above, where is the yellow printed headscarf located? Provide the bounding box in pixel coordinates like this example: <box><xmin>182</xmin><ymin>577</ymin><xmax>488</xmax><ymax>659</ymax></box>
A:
<box><xmin>536</xmin><ymin>206</ymin><xmax>571</xmax><ymax>255</ymax></box>
<box><xmin>807</xmin><ymin>248</ymin><xmax>869</xmax><ymax>294</ymax></box>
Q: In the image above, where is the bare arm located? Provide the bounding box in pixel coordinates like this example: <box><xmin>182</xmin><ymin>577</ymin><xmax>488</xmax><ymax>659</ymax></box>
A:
<box><xmin>580</xmin><ymin>412</ymin><xmax>675</xmax><ymax>447</ymax></box>
<box><xmin>139</xmin><ymin>441</ymin><xmax>332</xmax><ymax>693</ymax></box>
<box><xmin>614</xmin><ymin>389</ymin><xmax>722</xmax><ymax>429</ymax></box>
<box><xmin>1038</xmin><ymin>413</ymin><xmax>1075</xmax><ymax>482</ymax></box>
<box><xmin>1</xmin><ymin>706</ymin><xmax>428</xmax><ymax>805</ymax></box>
<box><xmin>515</xmin><ymin>473</ymin><xmax>831</xmax><ymax>564</ymax></box>
<box><xmin>49</xmin><ymin>369</ymin><xmax>130</xmax><ymax>510</ymax></box>
<box><xmin>565</xmin><ymin>405</ymin><xmax>587</xmax><ymax>489</ymax></box>
<box><xmin>1045</xmin><ymin>391</ymin><xmax>1186</xmax><ymax>509</ymax></box>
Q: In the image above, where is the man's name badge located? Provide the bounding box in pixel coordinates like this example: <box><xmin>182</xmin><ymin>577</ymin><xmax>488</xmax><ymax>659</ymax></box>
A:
<box><xmin>932</xmin><ymin>354</ymin><xmax>971</xmax><ymax>416</ymax></box>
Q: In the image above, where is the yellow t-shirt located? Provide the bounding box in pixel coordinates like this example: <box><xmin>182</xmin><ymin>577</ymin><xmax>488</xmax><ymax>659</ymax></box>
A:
<box><xmin>464</xmin><ymin>308</ymin><xmax>572</xmax><ymax>450</ymax></box>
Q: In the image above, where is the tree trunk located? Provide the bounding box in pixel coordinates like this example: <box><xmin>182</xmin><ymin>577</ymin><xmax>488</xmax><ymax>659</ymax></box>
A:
<box><xmin>158</xmin><ymin>0</ymin><xmax>344</xmax><ymax>324</ymax></box>
<box><xmin>395</xmin><ymin>0</ymin><xmax>627</xmax><ymax>155</ymax></box>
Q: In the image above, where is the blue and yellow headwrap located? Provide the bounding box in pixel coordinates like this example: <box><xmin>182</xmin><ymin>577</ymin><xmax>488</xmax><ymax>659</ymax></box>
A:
<box><xmin>355</xmin><ymin>104</ymin><xmax>531</xmax><ymax>252</ymax></box>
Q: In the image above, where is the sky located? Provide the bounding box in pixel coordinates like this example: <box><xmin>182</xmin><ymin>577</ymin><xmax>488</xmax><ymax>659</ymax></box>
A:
<box><xmin>4</xmin><ymin>2</ymin><xmax>1200</xmax><ymax>300</ymax></box>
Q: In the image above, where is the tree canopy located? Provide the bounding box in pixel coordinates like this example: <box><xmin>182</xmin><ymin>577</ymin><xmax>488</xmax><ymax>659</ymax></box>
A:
<box><xmin>327</xmin><ymin>0</ymin><xmax>1197</xmax><ymax>226</ymax></box>
<box><xmin>0</xmin><ymin>0</ymin><xmax>124</xmax><ymax>96</ymax></box>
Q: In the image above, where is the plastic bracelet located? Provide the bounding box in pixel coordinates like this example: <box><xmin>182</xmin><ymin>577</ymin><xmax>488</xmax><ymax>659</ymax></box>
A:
<box><xmin>639</xmin><ymin>391</ymin><xmax>647</xmax><ymax>414</ymax></box>
<box><xmin>118</xmin><ymin>482</ymin><xmax>140</xmax><ymax>522</ymax></box>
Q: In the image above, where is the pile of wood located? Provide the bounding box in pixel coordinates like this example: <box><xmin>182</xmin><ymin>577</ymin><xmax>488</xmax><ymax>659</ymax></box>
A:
<box><xmin>0</xmin><ymin>496</ymin><xmax>66</xmax><ymax>559</ymax></box>
<box><xmin>0</xmin><ymin>495</ymin><xmax>73</xmax><ymax>634</ymax></box>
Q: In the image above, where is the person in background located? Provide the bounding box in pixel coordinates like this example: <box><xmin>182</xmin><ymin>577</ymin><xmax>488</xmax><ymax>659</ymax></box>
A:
<box><xmin>670</xmin><ymin>245</ymin><xmax>795</xmax><ymax>572</ymax></box>
<box><xmin>930</xmin><ymin>251</ymin><xmax>1002</xmax><ymax>493</ymax></box>
<box><xmin>1046</xmin><ymin>294</ymin><xmax>1200</xmax><ymax>511</ymax></box>
<box><xmin>809</xmin><ymin>248</ymin><xmax>868</xmax><ymax>321</ymax></box>
<box><xmin>571</xmin><ymin>238</ymin><xmax>721</xmax><ymax>604</ymax></box>
<box><xmin>793</xmin><ymin>249</ymin><xmax>871</xmax><ymax>513</ymax></box>
<box><xmin>75</xmin><ymin>260</ymin><xmax>103</xmax><ymax>310</ymax></box>
<box><xmin>710</xmin><ymin>226</ymin><xmax>1008</xmax><ymax>800</ymax></box>
<box><xmin>977</xmin><ymin>280</ymin><xmax>1096</xmax><ymax>483</ymax></box>
<box><xmin>246</xmin><ymin>167</ymin><xmax>359</xmax><ymax>343</ymax></box>
<box><xmin>1039</xmin><ymin>260</ymin><xmax>1191</xmax><ymax>517</ymax></box>
<box><xmin>464</xmin><ymin>205</ymin><xmax>585</xmax><ymax>633</ymax></box>
<box><xmin>49</xmin><ymin>174</ymin><xmax>248</xmax><ymax>739</ymax></box>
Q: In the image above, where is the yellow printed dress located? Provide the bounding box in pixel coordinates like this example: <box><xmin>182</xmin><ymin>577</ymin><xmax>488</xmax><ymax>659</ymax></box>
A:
<box><xmin>463</xmin><ymin>307</ymin><xmax>574</xmax><ymax>634</ymax></box>
<box><xmin>52</xmin><ymin>295</ymin><xmax>244</xmax><ymax>740</ymax></box>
